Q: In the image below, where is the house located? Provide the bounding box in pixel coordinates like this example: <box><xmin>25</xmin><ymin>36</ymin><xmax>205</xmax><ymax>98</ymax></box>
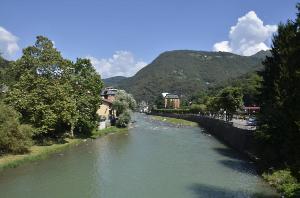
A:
<box><xmin>100</xmin><ymin>87</ymin><xmax>118</xmax><ymax>102</ymax></box>
<box><xmin>96</xmin><ymin>87</ymin><xmax>118</xmax><ymax>129</ymax></box>
<box><xmin>164</xmin><ymin>94</ymin><xmax>180</xmax><ymax>109</ymax></box>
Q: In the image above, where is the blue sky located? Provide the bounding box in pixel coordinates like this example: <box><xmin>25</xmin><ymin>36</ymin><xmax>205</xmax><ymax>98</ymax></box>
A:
<box><xmin>0</xmin><ymin>0</ymin><xmax>298</xmax><ymax>78</ymax></box>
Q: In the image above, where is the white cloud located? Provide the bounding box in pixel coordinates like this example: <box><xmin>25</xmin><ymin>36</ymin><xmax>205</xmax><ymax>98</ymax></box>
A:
<box><xmin>213</xmin><ymin>11</ymin><xmax>277</xmax><ymax>56</ymax></box>
<box><xmin>87</xmin><ymin>51</ymin><xmax>147</xmax><ymax>78</ymax></box>
<box><xmin>0</xmin><ymin>26</ymin><xmax>20</xmax><ymax>59</ymax></box>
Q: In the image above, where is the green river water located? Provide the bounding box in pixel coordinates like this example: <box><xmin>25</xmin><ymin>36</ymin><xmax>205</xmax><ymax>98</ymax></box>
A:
<box><xmin>0</xmin><ymin>113</ymin><xmax>278</xmax><ymax>198</ymax></box>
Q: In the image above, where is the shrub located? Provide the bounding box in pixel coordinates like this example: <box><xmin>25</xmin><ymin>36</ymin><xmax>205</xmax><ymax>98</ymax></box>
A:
<box><xmin>0</xmin><ymin>103</ymin><xmax>33</xmax><ymax>154</ymax></box>
<box><xmin>190</xmin><ymin>104</ymin><xmax>207</xmax><ymax>114</ymax></box>
<box><xmin>116</xmin><ymin>111</ymin><xmax>131</xmax><ymax>128</ymax></box>
<box><xmin>263</xmin><ymin>169</ymin><xmax>300</xmax><ymax>197</ymax></box>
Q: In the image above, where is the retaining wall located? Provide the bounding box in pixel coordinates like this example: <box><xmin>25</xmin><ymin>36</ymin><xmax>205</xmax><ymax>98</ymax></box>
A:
<box><xmin>149</xmin><ymin>112</ymin><xmax>260</xmax><ymax>162</ymax></box>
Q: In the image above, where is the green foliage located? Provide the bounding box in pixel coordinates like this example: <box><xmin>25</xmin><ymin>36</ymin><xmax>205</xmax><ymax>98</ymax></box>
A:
<box><xmin>263</xmin><ymin>169</ymin><xmax>300</xmax><ymax>197</ymax></box>
<box><xmin>112</xmin><ymin>99</ymin><xmax>128</xmax><ymax>117</ymax></box>
<box><xmin>103</xmin><ymin>76</ymin><xmax>127</xmax><ymax>87</ymax></box>
<box><xmin>0</xmin><ymin>56</ymin><xmax>11</xmax><ymax>85</ymax></box>
<box><xmin>217</xmin><ymin>87</ymin><xmax>243</xmax><ymax>118</ymax></box>
<box><xmin>116</xmin><ymin>110</ymin><xmax>131</xmax><ymax>128</ymax></box>
<box><xmin>107</xmin><ymin>50</ymin><xmax>267</xmax><ymax>103</ymax></box>
<box><xmin>91</xmin><ymin>126</ymin><xmax>128</xmax><ymax>139</ymax></box>
<box><xmin>257</xmin><ymin>4</ymin><xmax>300</xmax><ymax>180</ymax></box>
<box><xmin>4</xmin><ymin>36</ymin><xmax>103</xmax><ymax>140</ymax></box>
<box><xmin>151</xmin><ymin>115</ymin><xmax>198</xmax><ymax>127</ymax></box>
<box><xmin>189</xmin><ymin>104</ymin><xmax>207</xmax><ymax>114</ymax></box>
<box><xmin>204</xmin><ymin>87</ymin><xmax>243</xmax><ymax>120</ymax></box>
<box><xmin>154</xmin><ymin>94</ymin><xmax>164</xmax><ymax>109</ymax></box>
<box><xmin>112</xmin><ymin>90</ymin><xmax>136</xmax><ymax>116</ymax></box>
<box><xmin>210</xmin><ymin>72</ymin><xmax>263</xmax><ymax>106</ymax></box>
<box><xmin>5</xmin><ymin>36</ymin><xmax>77</xmax><ymax>138</ymax></box>
<box><xmin>71</xmin><ymin>58</ymin><xmax>103</xmax><ymax>135</ymax></box>
<box><xmin>0</xmin><ymin>103</ymin><xmax>33</xmax><ymax>154</ymax></box>
<box><xmin>112</xmin><ymin>90</ymin><xmax>136</xmax><ymax>128</ymax></box>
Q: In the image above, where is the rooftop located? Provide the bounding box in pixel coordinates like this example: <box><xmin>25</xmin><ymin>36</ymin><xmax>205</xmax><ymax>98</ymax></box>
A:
<box><xmin>165</xmin><ymin>94</ymin><xmax>179</xmax><ymax>99</ymax></box>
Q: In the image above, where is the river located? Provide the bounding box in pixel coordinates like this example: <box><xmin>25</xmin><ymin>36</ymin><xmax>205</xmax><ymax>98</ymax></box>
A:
<box><xmin>0</xmin><ymin>113</ymin><xmax>278</xmax><ymax>198</ymax></box>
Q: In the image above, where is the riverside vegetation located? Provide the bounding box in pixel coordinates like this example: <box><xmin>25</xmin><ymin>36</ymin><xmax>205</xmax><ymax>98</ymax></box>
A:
<box><xmin>0</xmin><ymin>36</ymin><xmax>136</xmax><ymax>170</ymax></box>
<box><xmin>0</xmin><ymin>36</ymin><xmax>120</xmax><ymax>169</ymax></box>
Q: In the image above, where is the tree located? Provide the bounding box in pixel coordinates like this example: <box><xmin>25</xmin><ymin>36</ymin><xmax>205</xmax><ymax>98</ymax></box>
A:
<box><xmin>206</xmin><ymin>96</ymin><xmax>221</xmax><ymax>117</ymax></box>
<box><xmin>0</xmin><ymin>103</ymin><xmax>32</xmax><ymax>154</ymax></box>
<box><xmin>5</xmin><ymin>36</ymin><xmax>103</xmax><ymax>140</ymax></box>
<box><xmin>112</xmin><ymin>90</ymin><xmax>136</xmax><ymax>127</ymax></box>
<box><xmin>218</xmin><ymin>87</ymin><xmax>243</xmax><ymax>121</ymax></box>
<box><xmin>257</xmin><ymin>4</ymin><xmax>300</xmax><ymax>180</ymax></box>
<box><xmin>154</xmin><ymin>94</ymin><xmax>164</xmax><ymax>109</ymax></box>
<box><xmin>71</xmin><ymin>58</ymin><xmax>103</xmax><ymax>136</ymax></box>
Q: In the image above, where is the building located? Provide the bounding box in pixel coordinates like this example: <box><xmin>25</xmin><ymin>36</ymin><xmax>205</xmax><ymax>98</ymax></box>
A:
<box><xmin>97</xmin><ymin>87</ymin><xmax>118</xmax><ymax>129</ymax></box>
<box><xmin>164</xmin><ymin>94</ymin><xmax>180</xmax><ymax>109</ymax></box>
<box><xmin>100</xmin><ymin>87</ymin><xmax>118</xmax><ymax>102</ymax></box>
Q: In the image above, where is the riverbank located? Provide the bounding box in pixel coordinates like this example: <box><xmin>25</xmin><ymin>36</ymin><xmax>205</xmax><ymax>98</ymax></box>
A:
<box><xmin>91</xmin><ymin>126</ymin><xmax>128</xmax><ymax>139</ymax></box>
<box><xmin>0</xmin><ymin>138</ymin><xmax>82</xmax><ymax>171</ymax></box>
<box><xmin>0</xmin><ymin>126</ymin><xmax>127</xmax><ymax>172</ymax></box>
<box><xmin>151</xmin><ymin>115</ymin><xmax>198</xmax><ymax>127</ymax></box>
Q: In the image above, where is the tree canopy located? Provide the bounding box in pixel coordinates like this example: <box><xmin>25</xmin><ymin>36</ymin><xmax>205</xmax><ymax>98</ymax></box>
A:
<box><xmin>257</xmin><ymin>4</ymin><xmax>300</xmax><ymax>181</ymax></box>
<box><xmin>4</xmin><ymin>36</ymin><xmax>103</xmax><ymax>141</ymax></box>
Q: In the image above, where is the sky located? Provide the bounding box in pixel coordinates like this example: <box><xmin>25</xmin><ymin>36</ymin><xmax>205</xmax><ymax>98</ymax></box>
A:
<box><xmin>0</xmin><ymin>0</ymin><xmax>298</xmax><ymax>78</ymax></box>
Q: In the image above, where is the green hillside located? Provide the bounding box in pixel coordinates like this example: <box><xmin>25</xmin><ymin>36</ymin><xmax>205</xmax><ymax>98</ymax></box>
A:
<box><xmin>103</xmin><ymin>76</ymin><xmax>127</xmax><ymax>87</ymax></box>
<box><xmin>104</xmin><ymin>50</ymin><xmax>269</xmax><ymax>103</ymax></box>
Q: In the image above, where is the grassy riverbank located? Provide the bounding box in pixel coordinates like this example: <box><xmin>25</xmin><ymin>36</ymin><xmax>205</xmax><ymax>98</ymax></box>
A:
<box><xmin>0</xmin><ymin>138</ymin><xmax>82</xmax><ymax>171</ymax></box>
<box><xmin>0</xmin><ymin>126</ymin><xmax>128</xmax><ymax>172</ymax></box>
<box><xmin>151</xmin><ymin>115</ymin><xmax>198</xmax><ymax>127</ymax></box>
<box><xmin>91</xmin><ymin>126</ymin><xmax>128</xmax><ymax>139</ymax></box>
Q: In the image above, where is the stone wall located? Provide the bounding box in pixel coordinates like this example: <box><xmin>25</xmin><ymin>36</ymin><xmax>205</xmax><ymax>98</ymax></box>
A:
<box><xmin>149</xmin><ymin>112</ymin><xmax>261</xmax><ymax>163</ymax></box>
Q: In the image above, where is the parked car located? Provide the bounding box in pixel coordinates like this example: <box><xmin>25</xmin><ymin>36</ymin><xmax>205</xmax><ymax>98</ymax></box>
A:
<box><xmin>246</xmin><ymin>117</ymin><xmax>257</xmax><ymax>126</ymax></box>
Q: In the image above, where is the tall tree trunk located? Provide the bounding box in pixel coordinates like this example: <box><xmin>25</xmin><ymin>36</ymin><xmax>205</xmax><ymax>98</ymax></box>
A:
<box><xmin>70</xmin><ymin>122</ymin><xmax>74</xmax><ymax>138</ymax></box>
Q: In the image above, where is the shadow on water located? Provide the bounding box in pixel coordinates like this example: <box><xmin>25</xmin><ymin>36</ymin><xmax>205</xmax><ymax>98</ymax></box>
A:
<box><xmin>213</xmin><ymin>147</ymin><xmax>244</xmax><ymax>160</ymax></box>
<box><xmin>188</xmin><ymin>183</ymin><xmax>280</xmax><ymax>198</ymax></box>
<box><xmin>219</xmin><ymin>159</ymin><xmax>256</xmax><ymax>175</ymax></box>
<box><xmin>213</xmin><ymin>147</ymin><xmax>257</xmax><ymax>175</ymax></box>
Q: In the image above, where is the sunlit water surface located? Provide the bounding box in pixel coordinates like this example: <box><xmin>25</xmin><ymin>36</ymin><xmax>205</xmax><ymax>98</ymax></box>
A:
<box><xmin>0</xmin><ymin>113</ymin><xmax>278</xmax><ymax>198</ymax></box>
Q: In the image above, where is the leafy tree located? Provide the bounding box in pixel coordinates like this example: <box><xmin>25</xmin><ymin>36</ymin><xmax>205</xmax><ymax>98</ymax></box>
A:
<box><xmin>154</xmin><ymin>94</ymin><xmax>164</xmax><ymax>109</ymax></box>
<box><xmin>116</xmin><ymin>110</ymin><xmax>131</xmax><ymax>128</ymax></box>
<box><xmin>71</xmin><ymin>58</ymin><xmax>103</xmax><ymax>136</ymax></box>
<box><xmin>257</xmin><ymin>4</ymin><xmax>300</xmax><ymax>180</ymax></box>
<box><xmin>217</xmin><ymin>87</ymin><xmax>243</xmax><ymax>121</ymax></box>
<box><xmin>112</xmin><ymin>90</ymin><xmax>136</xmax><ymax>115</ymax></box>
<box><xmin>5</xmin><ymin>36</ymin><xmax>103</xmax><ymax>140</ymax></box>
<box><xmin>0</xmin><ymin>103</ymin><xmax>32</xmax><ymax>154</ymax></box>
<box><xmin>190</xmin><ymin>104</ymin><xmax>207</xmax><ymax>114</ymax></box>
<box><xmin>112</xmin><ymin>90</ymin><xmax>136</xmax><ymax>127</ymax></box>
<box><xmin>206</xmin><ymin>96</ymin><xmax>221</xmax><ymax>117</ymax></box>
<box><xmin>112</xmin><ymin>99</ymin><xmax>129</xmax><ymax>117</ymax></box>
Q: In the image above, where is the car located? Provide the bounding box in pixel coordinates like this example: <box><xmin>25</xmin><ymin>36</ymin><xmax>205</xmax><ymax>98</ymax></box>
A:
<box><xmin>246</xmin><ymin>117</ymin><xmax>257</xmax><ymax>126</ymax></box>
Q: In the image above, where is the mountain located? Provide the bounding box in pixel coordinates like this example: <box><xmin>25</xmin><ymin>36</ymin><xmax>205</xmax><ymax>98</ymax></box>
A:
<box><xmin>251</xmin><ymin>50</ymin><xmax>271</xmax><ymax>59</ymax></box>
<box><xmin>103</xmin><ymin>76</ymin><xmax>127</xmax><ymax>87</ymax></box>
<box><xmin>107</xmin><ymin>50</ymin><xmax>269</xmax><ymax>103</ymax></box>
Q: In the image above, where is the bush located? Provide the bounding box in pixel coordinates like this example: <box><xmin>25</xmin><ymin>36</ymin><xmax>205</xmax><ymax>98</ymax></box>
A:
<box><xmin>116</xmin><ymin>111</ymin><xmax>131</xmax><ymax>128</ymax></box>
<box><xmin>263</xmin><ymin>169</ymin><xmax>300</xmax><ymax>197</ymax></box>
<box><xmin>0</xmin><ymin>103</ymin><xmax>33</xmax><ymax>154</ymax></box>
<box><xmin>190</xmin><ymin>104</ymin><xmax>207</xmax><ymax>114</ymax></box>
